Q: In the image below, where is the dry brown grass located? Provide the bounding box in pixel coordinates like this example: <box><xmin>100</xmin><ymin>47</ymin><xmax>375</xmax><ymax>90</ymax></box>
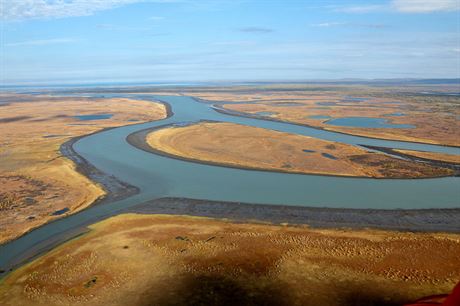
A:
<box><xmin>394</xmin><ymin>149</ymin><xmax>460</xmax><ymax>164</ymax></box>
<box><xmin>0</xmin><ymin>94</ymin><xmax>167</xmax><ymax>244</ymax></box>
<box><xmin>146</xmin><ymin>122</ymin><xmax>452</xmax><ymax>178</ymax></box>
<box><xmin>188</xmin><ymin>90</ymin><xmax>460</xmax><ymax>147</ymax></box>
<box><xmin>1</xmin><ymin>214</ymin><xmax>458</xmax><ymax>306</ymax></box>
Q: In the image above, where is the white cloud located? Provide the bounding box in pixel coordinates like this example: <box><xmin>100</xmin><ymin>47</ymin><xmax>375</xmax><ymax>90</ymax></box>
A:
<box><xmin>335</xmin><ymin>0</ymin><xmax>459</xmax><ymax>14</ymax></box>
<box><xmin>312</xmin><ymin>22</ymin><xmax>346</xmax><ymax>27</ymax></box>
<box><xmin>391</xmin><ymin>0</ymin><xmax>460</xmax><ymax>13</ymax></box>
<box><xmin>0</xmin><ymin>0</ymin><xmax>169</xmax><ymax>21</ymax></box>
<box><xmin>149</xmin><ymin>16</ymin><xmax>165</xmax><ymax>21</ymax></box>
<box><xmin>335</xmin><ymin>5</ymin><xmax>386</xmax><ymax>13</ymax></box>
<box><xmin>5</xmin><ymin>38</ymin><xmax>77</xmax><ymax>47</ymax></box>
<box><xmin>311</xmin><ymin>22</ymin><xmax>386</xmax><ymax>29</ymax></box>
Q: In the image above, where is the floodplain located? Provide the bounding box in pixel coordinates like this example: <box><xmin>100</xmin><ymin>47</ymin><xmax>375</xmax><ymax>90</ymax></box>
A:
<box><xmin>0</xmin><ymin>83</ymin><xmax>459</xmax><ymax>306</ymax></box>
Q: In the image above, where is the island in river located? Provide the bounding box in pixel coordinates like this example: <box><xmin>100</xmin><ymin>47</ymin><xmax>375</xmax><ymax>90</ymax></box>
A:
<box><xmin>185</xmin><ymin>84</ymin><xmax>460</xmax><ymax>148</ymax></box>
<box><xmin>144</xmin><ymin>121</ymin><xmax>454</xmax><ymax>178</ymax></box>
<box><xmin>0</xmin><ymin>83</ymin><xmax>459</xmax><ymax>306</ymax></box>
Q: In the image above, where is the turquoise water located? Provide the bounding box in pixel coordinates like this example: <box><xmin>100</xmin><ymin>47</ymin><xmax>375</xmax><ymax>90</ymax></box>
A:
<box><xmin>326</xmin><ymin>117</ymin><xmax>415</xmax><ymax>129</ymax></box>
<box><xmin>384</xmin><ymin>112</ymin><xmax>406</xmax><ymax>117</ymax></box>
<box><xmin>0</xmin><ymin>94</ymin><xmax>458</xmax><ymax>274</ymax></box>
<box><xmin>74</xmin><ymin>114</ymin><xmax>113</xmax><ymax>120</ymax></box>
<box><xmin>72</xmin><ymin>95</ymin><xmax>458</xmax><ymax>209</ymax></box>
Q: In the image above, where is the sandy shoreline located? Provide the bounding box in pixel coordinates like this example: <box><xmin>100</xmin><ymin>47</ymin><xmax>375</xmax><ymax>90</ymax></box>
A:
<box><xmin>60</xmin><ymin>130</ymin><xmax>140</xmax><ymax>204</ymax></box>
<box><xmin>58</xmin><ymin>97</ymin><xmax>174</xmax><ymax>205</ymax></box>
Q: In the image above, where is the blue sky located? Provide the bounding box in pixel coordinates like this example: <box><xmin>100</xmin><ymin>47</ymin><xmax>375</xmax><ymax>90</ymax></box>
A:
<box><xmin>1</xmin><ymin>0</ymin><xmax>459</xmax><ymax>84</ymax></box>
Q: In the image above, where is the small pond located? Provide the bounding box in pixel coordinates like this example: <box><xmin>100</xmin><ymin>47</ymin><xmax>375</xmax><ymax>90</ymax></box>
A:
<box><xmin>255</xmin><ymin>111</ymin><xmax>277</xmax><ymax>116</ymax></box>
<box><xmin>50</xmin><ymin>207</ymin><xmax>69</xmax><ymax>216</ymax></box>
<box><xmin>384</xmin><ymin>112</ymin><xmax>405</xmax><ymax>117</ymax></box>
<box><xmin>322</xmin><ymin>153</ymin><xmax>337</xmax><ymax>160</ymax></box>
<box><xmin>316</xmin><ymin>102</ymin><xmax>337</xmax><ymax>106</ymax></box>
<box><xmin>42</xmin><ymin>134</ymin><xmax>66</xmax><ymax>138</ymax></box>
<box><xmin>272</xmin><ymin>102</ymin><xmax>303</xmax><ymax>106</ymax></box>
<box><xmin>341</xmin><ymin>97</ymin><xmax>368</xmax><ymax>103</ymax></box>
<box><xmin>73</xmin><ymin>114</ymin><xmax>113</xmax><ymax>121</ymax></box>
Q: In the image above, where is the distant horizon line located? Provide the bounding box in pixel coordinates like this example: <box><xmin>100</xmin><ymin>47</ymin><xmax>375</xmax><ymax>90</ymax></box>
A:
<box><xmin>1</xmin><ymin>78</ymin><xmax>459</xmax><ymax>89</ymax></box>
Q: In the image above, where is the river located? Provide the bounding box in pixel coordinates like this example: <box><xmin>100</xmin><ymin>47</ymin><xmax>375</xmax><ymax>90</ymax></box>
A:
<box><xmin>0</xmin><ymin>94</ymin><xmax>458</xmax><ymax>274</ymax></box>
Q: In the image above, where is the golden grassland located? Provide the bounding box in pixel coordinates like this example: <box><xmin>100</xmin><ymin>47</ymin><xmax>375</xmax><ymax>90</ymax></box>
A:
<box><xmin>186</xmin><ymin>89</ymin><xmax>460</xmax><ymax>147</ymax></box>
<box><xmin>0</xmin><ymin>94</ymin><xmax>167</xmax><ymax>244</ymax></box>
<box><xmin>394</xmin><ymin>149</ymin><xmax>460</xmax><ymax>164</ymax></box>
<box><xmin>146</xmin><ymin>122</ymin><xmax>453</xmax><ymax>178</ymax></box>
<box><xmin>1</xmin><ymin>214</ymin><xmax>458</xmax><ymax>306</ymax></box>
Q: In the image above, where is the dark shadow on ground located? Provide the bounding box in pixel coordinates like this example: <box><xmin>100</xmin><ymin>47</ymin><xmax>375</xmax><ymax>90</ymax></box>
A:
<box><xmin>146</xmin><ymin>274</ymin><xmax>292</xmax><ymax>306</ymax></box>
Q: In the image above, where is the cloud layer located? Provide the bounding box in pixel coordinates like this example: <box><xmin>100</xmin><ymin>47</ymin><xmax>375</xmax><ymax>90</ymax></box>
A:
<box><xmin>1</xmin><ymin>0</ymin><xmax>142</xmax><ymax>21</ymax></box>
<box><xmin>336</xmin><ymin>0</ymin><xmax>459</xmax><ymax>14</ymax></box>
<box><xmin>5</xmin><ymin>38</ymin><xmax>77</xmax><ymax>47</ymax></box>
<box><xmin>312</xmin><ymin>22</ymin><xmax>386</xmax><ymax>29</ymax></box>
<box><xmin>2</xmin><ymin>0</ymin><xmax>458</xmax><ymax>21</ymax></box>
<box><xmin>391</xmin><ymin>0</ymin><xmax>460</xmax><ymax>13</ymax></box>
